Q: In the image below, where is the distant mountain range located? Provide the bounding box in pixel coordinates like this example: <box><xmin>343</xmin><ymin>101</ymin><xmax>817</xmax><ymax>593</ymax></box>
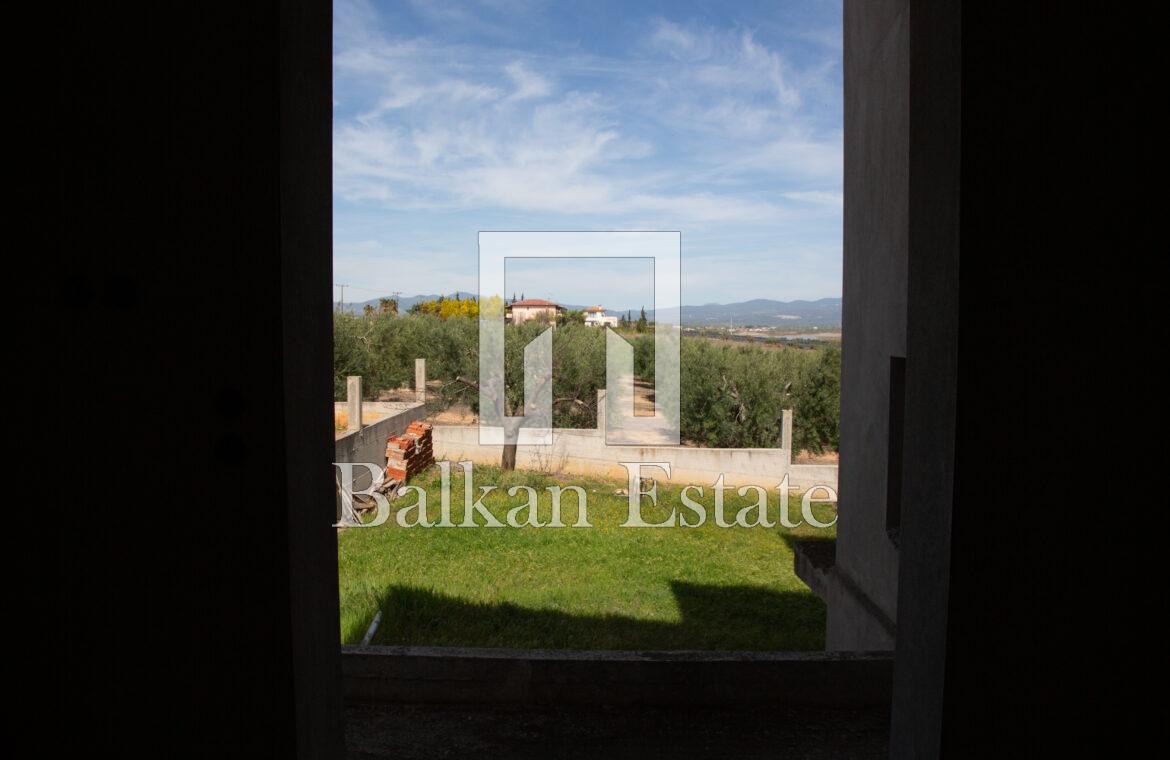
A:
<box><xmin>342</xmin><ymin>293</ymin><xmax>452</xmax><ymax>314</ymax></box>
<box><xmin>679</xmin><ymin>298</ymin><xmax>841</xmax><ymax>327</ymax></box>
<box><xmin>340</xmin><ymin>294</ymin><xmax>842</xmax><ymax>328</ymax></box>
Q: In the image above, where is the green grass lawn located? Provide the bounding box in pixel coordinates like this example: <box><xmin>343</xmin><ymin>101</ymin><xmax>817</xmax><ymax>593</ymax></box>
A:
<box><xmin>338</xmin><ymin>463</ymin><xmax>836</xmax><ymax>650</ymax></box>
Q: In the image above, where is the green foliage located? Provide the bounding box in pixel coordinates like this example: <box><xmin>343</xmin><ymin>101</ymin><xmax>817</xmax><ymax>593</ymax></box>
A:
<box><xmin>334</xmin><ymin>312</ymin><xmax>840</xmax><ymax>451</ymax></box>
<box><xmin>630</xmin><ymin>334</ymin><xmax>655</xmax><ymax>379</ymax></box>
<box><xmin>549</xmin><ymin>325</ymin><xmax>607</xmax><ymax>427</ymax></box>
<box><xmin>790</xmin><ymin>344</ymin><xmax>841</xmax><ymax>454</ymax></box>
<box><xmin>678</xmin><ymin>340</ymin><xmax>801</xmax><ymax>448</ymax></box>
<box><xmin>560</xmin><ymin>308</ymin><xmax>586</xmax><ymax>326</ymax></box>
<box><xmin>502</xmin><ymin>322</ymin><xmax>606</xmax><ymax>427</ymax></box>
<box><xmin>333</xmin><ymin>311</ymin><xmax>477</xmax><ymax>400</ymax></box>
<box><xmin>333</xmin><ymin>311</ymin><xmax>375</xmax><ymax>399</ymax></box>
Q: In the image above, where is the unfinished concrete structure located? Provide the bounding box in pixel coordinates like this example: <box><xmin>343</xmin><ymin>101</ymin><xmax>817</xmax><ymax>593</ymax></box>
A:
<box><xmin>334</xmin><ymin>404</ymin><xmax>426</xmax><ymax>485</ymax></box>
<box><xmin>434</xmin><ymin>392</ymin><xmax>837</xmax><ymax>491</ymax></box>
<box><xmin>793</xmin><ymin>0</ymin><xmax>906</xmax><ymax>652</ymax></box>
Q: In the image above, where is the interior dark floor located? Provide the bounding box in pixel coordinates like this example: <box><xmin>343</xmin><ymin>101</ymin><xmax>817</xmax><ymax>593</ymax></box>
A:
<box><xmin>346</xmin><ymin>701</ymin><xmax>890</xmax><ymax>759</ymax></box>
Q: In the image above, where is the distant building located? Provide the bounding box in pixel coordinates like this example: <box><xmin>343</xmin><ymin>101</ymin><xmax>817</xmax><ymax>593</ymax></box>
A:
<box><xmin>583</xmin><ymin>305</ymin><xmax>619</xmax><ymax>328</ymax></box>
<box><xmin>506</xmin><ymin>298</ymin><xmax>565</xmax><ymax>325</ymax></box>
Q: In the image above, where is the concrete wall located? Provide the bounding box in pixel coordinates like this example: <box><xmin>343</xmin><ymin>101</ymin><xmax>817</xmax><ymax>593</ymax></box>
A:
<box><xmin>342</xmin><ymin>646</ymin><xmax>892</xmax><ymax>708</ymax></box>
<box><xmin>334</xmin><ymin>400</ymin><xmax>425</xmax><ymax>425</ymax></box>
<box><xmin>821</xmin><ymin>0</ymin><xmax>910</xmax><ymax>650</ymax></box>
<box><xmin>334</xmin><ymin>402</ymin><xmax>427</xmax><ymax>492</ymax></box>
<box><xmin>888</xmin><ymin>1</ymin><xmax>968</xmax><ymax>752</ymax></box>
<box><xmin>431</xmin><ymin>391</ymin><xmax>837</xmax><ymax>491</ymax></box>
<box><xmin>60</xmin><ymin>2</ymin><xmax>344</xmax><ymax>753</ymax></box>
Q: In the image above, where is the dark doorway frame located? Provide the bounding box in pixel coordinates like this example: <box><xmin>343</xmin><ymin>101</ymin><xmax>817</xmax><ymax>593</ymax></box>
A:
<box><xmin>287</xmin><ymin>0</ymin><xmax>964</xmax><ymax>755</ymax></box>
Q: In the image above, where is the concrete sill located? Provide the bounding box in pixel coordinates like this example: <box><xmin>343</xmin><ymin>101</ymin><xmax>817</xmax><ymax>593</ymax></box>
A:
<box><xmin>793</xmin><ymin>539</ymin><xmax>837</xmax><ymax>601</ymax></box>
<box><xmin>342</xmin><ymin>644</ymin><xmax>892</xmax><ymax>707</ymax></box>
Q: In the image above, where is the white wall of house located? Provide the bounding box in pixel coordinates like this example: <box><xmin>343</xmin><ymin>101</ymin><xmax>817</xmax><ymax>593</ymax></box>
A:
<box><xmin>510</xmin><ymin>305</ymin><xmax>559</xmax><ymax>324</ymax></box>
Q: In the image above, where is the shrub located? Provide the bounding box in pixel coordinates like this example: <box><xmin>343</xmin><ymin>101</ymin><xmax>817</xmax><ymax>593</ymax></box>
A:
<box><xmin>790</xmin><ymin>344</ymin><xmax>841</xmax><ymax>454</ymax></box>
<box><xmin>678</xmin><ymin>340</ymin><xmax>815</xmax><ymax>448</ymax></box>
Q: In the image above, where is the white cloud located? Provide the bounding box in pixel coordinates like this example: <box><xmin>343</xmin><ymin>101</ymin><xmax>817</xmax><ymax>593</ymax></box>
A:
<box><xmin>648</xmin><ymin>19</ymin><xmax>711</xmax><ymax>60</ymax></box>
<box><xmin>331</xmin><ymin>0</ymin><xmax>843</xmax><ymax>300</ymax></box>
<box><xmin>647</xmin><ymin>20</ymin><xmax>801</xmax><ymax>109</ymax></box>
<box><xmin>782</xmin><ymin>190</ymin><xmax>843</xmax><ymax>207</ymax></box>
<box><xmin>504</xmin><ymin>61</ymin><xmax>552</xmax><ymax>101</ymax></box>
<box><xmin>739</xmin><ymin>30</ymin><xmax>801</xmax><ymax>108</ymax></box>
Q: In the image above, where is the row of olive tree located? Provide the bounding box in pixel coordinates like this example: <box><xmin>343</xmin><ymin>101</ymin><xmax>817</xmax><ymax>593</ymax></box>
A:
<box><xmin>625</xmin><ymin>334</ymin><xmax>838</xmax><ymax>452</ymax></box>
<box><xmin>333</xmin><ymin>312</ymin><xmax>477</xmax><ymax>400</ymax></box>
<box><xmin>334</xmin><ymin>312</ymin><xmax>839</xmax><ymax>452</ymax></box>
<box><xmin>677</xmin><ymin>338</ymin><xmax>839</xmax><ymax>453</ymax></box>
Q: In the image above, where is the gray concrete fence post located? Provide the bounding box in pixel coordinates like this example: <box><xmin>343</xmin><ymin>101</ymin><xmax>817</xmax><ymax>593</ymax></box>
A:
<box><xmin>415</xmin><ymin>358</ymin><xmax>426</xmax><ymax>403</ymax></box>
<box><xmin>782</xmin><ymin>409</ymin><xmax>793</xmax><ymax>467</ymax></box>
<box><xmin>346</xmin><ymin>375</ymin><xmax>362</xmax><ymax>432</ymax></box>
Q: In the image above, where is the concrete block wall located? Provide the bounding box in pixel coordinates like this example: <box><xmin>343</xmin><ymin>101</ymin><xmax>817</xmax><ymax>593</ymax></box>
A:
<box><xmin>334</xmin><ymin>402</ymin><xmax>428</xmax><ymax>493</ymax></box>
<box><xmin>431</xmin><ymin>391</ymin><xmax>837</xmax><ymax>492</ymax></box>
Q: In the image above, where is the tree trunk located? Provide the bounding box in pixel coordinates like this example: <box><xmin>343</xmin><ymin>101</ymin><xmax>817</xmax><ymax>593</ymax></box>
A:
<box><xmin>501</xmin><ymin>442</ymin><xmax>517</xmax><ymax>471</ymax></box>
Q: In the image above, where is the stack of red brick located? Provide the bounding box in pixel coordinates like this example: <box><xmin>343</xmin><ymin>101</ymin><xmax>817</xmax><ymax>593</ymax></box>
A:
<box><xmin>384</xmin><ymin>421</ymin><xmax>434</xmax><ymax>482</ymax></box>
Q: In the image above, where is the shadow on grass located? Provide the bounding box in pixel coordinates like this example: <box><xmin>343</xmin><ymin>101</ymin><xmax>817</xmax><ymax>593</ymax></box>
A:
<box><xmin>778</xmin><ymin>531</ymin><xmax>836</xmax><ymax>566</ymax></box>
<box><xmin>359</xmin><ymin>580</ymin><xmax>825</xmax><ymax>651</ymax></box>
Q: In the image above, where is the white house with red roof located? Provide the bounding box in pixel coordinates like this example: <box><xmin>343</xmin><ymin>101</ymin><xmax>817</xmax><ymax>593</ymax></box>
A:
<box><xmin>583</xmin><ymin>305</ymin><xmax>619</xmax><ymax>328</ymax></box>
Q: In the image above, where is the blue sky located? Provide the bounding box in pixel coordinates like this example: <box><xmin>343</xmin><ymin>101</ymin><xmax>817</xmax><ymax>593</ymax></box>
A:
<box><xmin>333</xmin><ymin>0</ymin><xmax>842</xmax><ymax>307</ymax></box>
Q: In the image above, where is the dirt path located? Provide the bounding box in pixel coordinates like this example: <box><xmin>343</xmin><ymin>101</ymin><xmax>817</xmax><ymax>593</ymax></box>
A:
<box><xmin>633</xmin><ymin>379</ymin><xmax>655</xmax><ymax>416</ymax></box>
